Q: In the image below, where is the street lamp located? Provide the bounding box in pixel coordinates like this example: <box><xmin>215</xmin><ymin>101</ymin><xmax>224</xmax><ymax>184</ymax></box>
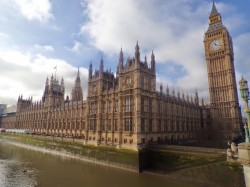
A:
<box><xmin>239</xmin><ymin>75</ymin><xmax>250</xmax><ymax>143</ymax></box>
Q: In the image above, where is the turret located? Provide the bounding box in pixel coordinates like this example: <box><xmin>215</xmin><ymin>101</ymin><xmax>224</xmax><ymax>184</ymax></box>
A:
<box><xmin>166</xmin><ymin>85</ymin><xmax>169</xmax><ymax>96</ymax></box>
<box><xmin>119</xmin><ymin>47</ymin><xmax>124</xmax><ymax>69</ymax></box>
<box><xmin>61</xmin><ymin>77</ymin><xmax>65</xmax><ymax>93</ymax></box>
<box><xmin>89</xmin><ymin>62</ymin><xmax>93</xmax><ymax>80</ymax></box>
<box><xmin>135</xmin><ymin>41</ymin><xmax>140</xmax><ymax>63</ymax></box>
<box><xmin>144</xmin><ymin>55</ymin><xmax>148</xmax><ymax>68</ymax></box>
<box><xmin>151</xmin><ymin>51</ymin><xmax>155</xmax><ymax>73</ymax></box>
<box><xmin>71</xmin><ymin>68</ymin><xmax>83</xmax><ymax>102</ymax></box>
<box><xmin>50</xmin><ymin>74</ymin><xmax>54</xmax><ymax>85</ymax></box>
<box><xmin>76</xmin><ymin>67</ymin><xmax>80</xmax><ymax>81</ymax></box>
<box><xmin>172</xmin><ymin>87</ymin><xmax>175</xmax><ymax>96</ymax></box>
<box><xmin>195</xmin><ymin>90</ymin><xmax>199</xmax><ymax>105</ymax></box>
<box><xmin>177</xmin><ymin>89</ymin><xmax>180</xmax><ymax>100</ymax></box>
<box><xmin>46</xmin><ymin>76</ymin><xmax>49</xmax><ymax>85</ymax></box>
<box><xmin>42</xmin><ymin>77</ymin><xmax>49</xmax><ymax>102</ymax></box>
<box><xmin>99</xmin><ymin>57</ymin><xmax>104</xmax><ymax>77</ymax></box>
<box><xmin>160</xmin><ymin>83</ymin><xmax>163</xmax><ymax>93</ymax></box>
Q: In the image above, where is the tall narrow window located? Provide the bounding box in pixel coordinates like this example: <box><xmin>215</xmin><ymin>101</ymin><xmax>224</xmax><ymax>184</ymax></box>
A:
<box><xmin>125</xmin><ymin>96</ymin><xmax>133</xmax><ymax>112</ymax></box>
<box><xmin>126</xmin><ymin>77</ymin><xmax>131</xmax><ymax>85</ymax></box>
<box><xmin>158</xmin><ymin>119</ymin><xmax>161</xmax><ymax>132</ymax></box>
<box><xmin>82</xmin><ymin>122</ymin><xmax>85</xmax><ymax>130</ymax></box>
<box><xmin>102</xmin><ymin>119</ymin><xmax>105</xmax><ymax>131</ymax></box>
<box><xmin>108</xmin><ymin>101</ymin><xmax>112</xmax><ymax>113</ymax></box>
<box><xmin>108</xmin><ymin>119</ymin><xmax>112</xmax><ymax>131</ymax></box>
<box><xmin>141</xmin><ymin>76</ymin><xmax>144</xmax><ymax>89</ymax></box>
<box><xmin>145</xmin><ymin>97</ymin><xmax>149</xmax><ymax>112</ymax></box>
<box><xmin>141</xmin><ymin>97</ymin><xmax>144</xmax><ymax>112</ymax></box>
<box><xmin>89</xmin><ymin>119</ymin><xmax>96</xmax><ymax>130</ymax></box>
<box><xmin>115</xmin><ymin>100</ymin><xmax>119</xmax><ymax>112</ymax></box>
<box><xmin>102</xmin><ymin>101</ymin><xmax>106</xmax><ymax>113</ymax></box>
<box><xmin>114</xmin><ymin>119</ymin><xmax>118</xmax><ymax>131</ymax></box>
<box><xmin>141</xmin><ymin>118</ymin><xmax>145</xmax><ymax>132</ymax></box>
<box><xmin>90</xmin><ymin>102</ymin><xmax>97</xmax><ymax>114</ymax></box>
<box><xmin>149</xmin><ymin>119</ymin><xmax>152</xmax><ymax>132</ymax></box>
<box><xmin>149</xmin><ymin>99</ymin><xmax>152</xmax><ymax>113</ymax></box>
<box><xmin>125</xmin><ymin>118</ymin><xmax>132</xmax><ymax>132</ymax></box>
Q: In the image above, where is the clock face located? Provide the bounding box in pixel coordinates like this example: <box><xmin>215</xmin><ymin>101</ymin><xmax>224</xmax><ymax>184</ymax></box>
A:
<box><xmin>209</xmin><ymin>38</ymin><xmax>223</xmax><ymax>51</ymax></box>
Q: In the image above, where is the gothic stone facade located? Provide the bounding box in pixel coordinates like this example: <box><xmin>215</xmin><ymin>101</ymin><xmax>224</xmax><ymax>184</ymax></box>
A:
<box><xmin>6</xmin><ymin>2</ymin><xmax>242</xmax><ymax>150</ymax></box>
<box><xmin>15</xmin><ymin>43</ymin><xmax>207</xmax><ymax>150</ymax></box>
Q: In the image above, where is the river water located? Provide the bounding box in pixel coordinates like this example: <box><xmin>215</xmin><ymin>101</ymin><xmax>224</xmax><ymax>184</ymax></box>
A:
<box><xmin>0</xmin><ymin>142</ymin><xmax>201</xmax><ymax>187</ymax></box>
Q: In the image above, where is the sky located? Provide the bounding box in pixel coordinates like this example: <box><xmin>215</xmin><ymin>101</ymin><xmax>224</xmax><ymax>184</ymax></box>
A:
<box><xmin>0</xmin><ymin>0</ymin><xmax>250</xmax><ymax>108</ymax></box>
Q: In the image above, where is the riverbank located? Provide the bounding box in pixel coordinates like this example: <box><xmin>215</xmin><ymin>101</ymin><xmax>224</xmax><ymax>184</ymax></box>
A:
<box><xmin>0</xmin><ymin>133</ymin><xmax>138</xmax><ymax>172</ymax></box>
<box><xmin>0</xmin><ymin>133</ymin><xmax>245</xmax><ymax>187</ymax></box>
<box><xmin>145</xmin><ymin>146</ymin><xmax>245</xmax><ymax>187</ymax></box>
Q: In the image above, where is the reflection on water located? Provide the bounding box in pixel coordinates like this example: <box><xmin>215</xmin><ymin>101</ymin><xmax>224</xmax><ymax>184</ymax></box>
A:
<box><xmin>0</xmin><ymin>142</ymin><xmax>198</xmax><ymax>187</ymax></box>
<box><xmin>0</xmin><ymin>142</ymin><xmax>245</xmax><ymax>187</ymax></box>
<box><xmin>0</xmin><ymin>158</ymin><xmax>37</xmax><ymax>187</ymax></box>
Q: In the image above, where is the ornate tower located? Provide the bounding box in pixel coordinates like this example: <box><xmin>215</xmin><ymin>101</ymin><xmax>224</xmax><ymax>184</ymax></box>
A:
<box><xmin>71</xmin><ymin>68</ymin><xmax>83</xmax><ymax>102</ymax></box>
<box><xmin>204</xmin><ymin>0</ymin><xmax>242</xmax><ymax>140</ymax></box>
<box><xmin>135</xmin><ymin>41</ymin><xmax>140</xmax><ymax>63</ymax></box>
<box><xmin>43</xmin><ymin>74</ymin><xmax>64</xmax><ymax>107</ymax></box>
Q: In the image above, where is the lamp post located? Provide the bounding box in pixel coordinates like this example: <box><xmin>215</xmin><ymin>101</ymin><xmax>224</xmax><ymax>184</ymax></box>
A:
<box><xmin>239</xmin><ymin>75</ymin><xmax>250</xmax><ymax>143</ymax></box>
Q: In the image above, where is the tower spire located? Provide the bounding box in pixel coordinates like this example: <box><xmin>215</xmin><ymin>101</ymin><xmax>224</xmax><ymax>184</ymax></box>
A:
<box><xmin>135</xmin><ymin>41</ymin><xmax>140</xmax><ymax>63</ymax></box>
<box><xmin>144</xmin><ymin>55</ymin><xmax>148</xmax><ymax>68</ymax></box>
<box><xmin>99</xmin><ymin>57</ymin><xmax>104</xmax><ymax>78</ymax></box>
<box><xmin>71</xmin><ymin>69</ymin><xmax>83</xmax><ymax>102</ymax></box>
<box><xmin>210</xmin><ymin>0</ymin><xmax>219</xmax><ymax>18</ymax></box>
<box><xmin>119</xmin><ymin>47</ymin><xmax>124</xmax><ymax>66</ymax></box>
<box><xmin>89</xmin><ymin>61</ymin><xmax>93</xmax><ymax>80</ymax></box>
<box><xmin>151</xmin><ymin>50</ymin><xmax>155</xmax><ymax>73</ymax></box>
<box><xmin>76</xmin><ymin>67</ymin><xmax>80</xmax><ymax>82</ymax></box>
<box><xmin>118</xmin><ymin>47</ymin><xmax>124</xmax><ymax>74</ymax></box>
<box><xmin>61</xmin><ymin>77</ymin><xmax>65</xmax><ymax>93</ymax></box>
<box><xmin>45</xmin><ymin>76</ymin><xmax>49</xmax><ymax>85</ymax></box>
<box><xmin>166</xmin><ymin>85</ymin><xmax>169</xmax><ymax>96</ymax></box>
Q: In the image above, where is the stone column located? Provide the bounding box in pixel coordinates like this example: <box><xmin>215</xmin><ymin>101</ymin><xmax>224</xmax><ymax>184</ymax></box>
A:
<box><xmin>238</xmin><ymin>143</ymin><xmax>250</xmax><ymax>187</ymax></box>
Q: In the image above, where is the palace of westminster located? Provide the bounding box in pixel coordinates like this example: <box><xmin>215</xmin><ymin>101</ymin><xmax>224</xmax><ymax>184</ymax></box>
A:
<box><xmin>0</xmin><ymin>2</ymin><xmax>243</xmax><ymax>150</ymax></box>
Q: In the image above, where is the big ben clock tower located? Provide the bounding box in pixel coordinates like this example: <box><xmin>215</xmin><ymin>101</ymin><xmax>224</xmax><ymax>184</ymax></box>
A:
<box><xmin>204</xmin><ymin>0</ymin><xmax>242</xmax><ymax>140</ymax></box>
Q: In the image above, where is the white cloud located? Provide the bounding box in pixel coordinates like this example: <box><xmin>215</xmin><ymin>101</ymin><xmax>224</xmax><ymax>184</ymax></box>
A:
<box><xmin>0</xmin><ymin>32</ymin><xmax>8</xmax><ymax>38</ymax></box>
<box><xmin>34</xmin><ymin>44</ymin><xmax>54</xmax><ymax>52</ymax></box>
<box><xmin>81</xmin><ymin>0</ymin><xmax>212</xmax><ymax>98</ymax></box>
<box><xmin>12</xmin><ymin>0</ymin><xmax>53</xmax><ymax>23</ymax></box>
<box><xmin>50</xmin><ymin>25</ymin><xmax>61</xmax><ymax>31</ymax></box>
<box><xmin>66</xmin><ymin>41</ymin><xmax>82</xmax><ymax>53</ymax></box>
<box><xmin>0</xmin><ymin>49</ymin><xmax>88</xmax><ymax>106</ymax></box>
<box><xmin>234</xmin><ymin>33</ymin><xmax>250</xmax><ymax>76</ymax></box>
<box><xmin>80</xmin><ymin>0</ymin><xmax>248</xmax><ymax>103</ymax></box>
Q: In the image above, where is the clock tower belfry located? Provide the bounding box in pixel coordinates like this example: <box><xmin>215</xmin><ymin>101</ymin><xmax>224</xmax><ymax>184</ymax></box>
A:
<box><xmin>204</xmin><ymin>0</ymin><xmax>242</xmax><ymax>140</ymax></box>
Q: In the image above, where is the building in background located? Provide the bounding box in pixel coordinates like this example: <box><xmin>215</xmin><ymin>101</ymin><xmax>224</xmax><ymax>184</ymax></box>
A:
<box><xmin>0</xmin><ymin>105</ymin><xmax>17</xmax><ymax>129</ymax></box>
